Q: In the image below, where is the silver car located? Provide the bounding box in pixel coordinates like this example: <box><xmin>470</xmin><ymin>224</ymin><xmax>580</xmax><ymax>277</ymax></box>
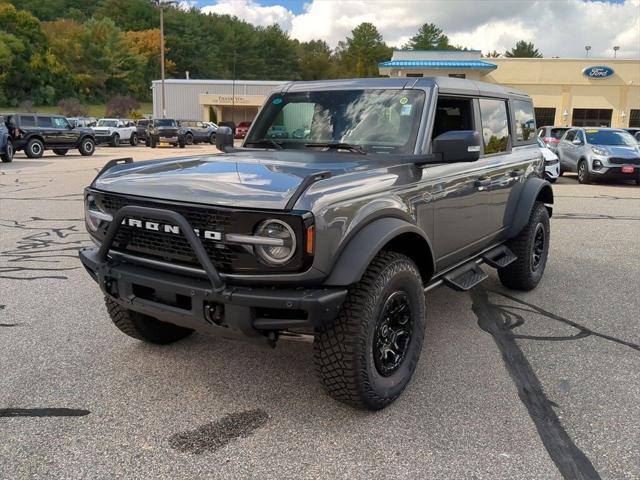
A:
<box><xmin>556</xmin><ymin>127</ymin><xmax>640</xmax><ymax>185</ymax></box>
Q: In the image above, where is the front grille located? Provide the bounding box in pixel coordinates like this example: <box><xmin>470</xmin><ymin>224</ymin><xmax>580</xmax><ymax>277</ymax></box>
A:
<box><xmin>93</xmin><ymin>192</ymin><xmax>307</xmax><ymax>274</ymax></box>
<box><xmin>609</xmin><ymin>157</ymin><xmax>640</xmax><ymax>165</ymax></box>
<box><xmin>97</xmin><ymin>193</ymin><xmax>238</xmax><ymax>272</ymax></box>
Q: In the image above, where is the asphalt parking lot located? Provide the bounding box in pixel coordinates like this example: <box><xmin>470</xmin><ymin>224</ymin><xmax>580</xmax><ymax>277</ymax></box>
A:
<box><xmin>1</xmin><ymin>145</ymin><xmax>638</xmax><ymax>479</ymax></box>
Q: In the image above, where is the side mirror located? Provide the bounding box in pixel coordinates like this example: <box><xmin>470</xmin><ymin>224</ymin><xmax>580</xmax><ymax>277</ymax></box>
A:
<box><xmin>432</xmin><ymin>130</ymin><xmax>481</xmax><ymax>163</ymax></box>
<box><xmin>215</xmin><ymin>126</ymin><xmax>234</xmax><ymax>152</ymax></box>
<box><xmin>572</xmin><ymin>138</ymin><xmax>582</xmax><ymax>145</ymax></box>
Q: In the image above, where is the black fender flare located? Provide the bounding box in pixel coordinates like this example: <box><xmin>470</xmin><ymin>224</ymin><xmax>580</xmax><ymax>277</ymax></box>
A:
<box><xmin>323</xmin><ymin>217</ymin><xmax>435</xmax><ymax>286</ymax></box>
<box><xmin>507</xmin><ymin>177</ymin><xmax>553</xmax><ymax>238</ymax></box>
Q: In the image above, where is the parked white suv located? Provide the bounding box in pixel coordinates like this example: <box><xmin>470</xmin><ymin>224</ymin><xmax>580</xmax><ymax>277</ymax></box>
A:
<box><xmin>93</xmin><ymin>119</ymin><xmax>138</xmax><ymax>147</ymax></box>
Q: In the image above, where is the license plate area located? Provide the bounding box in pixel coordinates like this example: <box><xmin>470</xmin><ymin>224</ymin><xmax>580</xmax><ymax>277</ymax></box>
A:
<box><xmin>621</xmin><ymin>166</ymin><xmax>635</xmax><ymax>173</ymax></box>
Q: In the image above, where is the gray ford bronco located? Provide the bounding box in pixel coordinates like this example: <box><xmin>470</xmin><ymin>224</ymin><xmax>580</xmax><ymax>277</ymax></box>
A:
<box><xmin>80</xmin><ymin>77</ymin><xmax>553</xmax><ymax>410</ymax></box>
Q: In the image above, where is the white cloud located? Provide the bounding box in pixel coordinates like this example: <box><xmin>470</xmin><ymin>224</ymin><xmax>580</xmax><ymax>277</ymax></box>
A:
<box><xmin>201</xmin><ymin>0</ymin><xmax>295</xmax><ymax>29</ymax></box>
<box><xmin>199</xmin><ymin>0</ymin><xmax>640</xmax><ymax>58</ymax></box>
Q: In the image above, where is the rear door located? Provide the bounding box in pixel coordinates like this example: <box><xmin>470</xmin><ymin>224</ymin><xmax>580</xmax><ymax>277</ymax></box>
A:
<box><xmin>36</xmin><ymin>116</ymin><xmax>59</xmax><ymax>145</ymax></box>
<box><xmin>557</xmin><ymin>129</ymin><xmax>576</xmax><ymax>170</ymax></box>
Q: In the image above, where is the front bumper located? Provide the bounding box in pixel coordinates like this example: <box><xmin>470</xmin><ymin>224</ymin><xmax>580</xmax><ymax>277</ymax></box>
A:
<box><xmin>79</xmin><ymin>205</ymin><xmax>346</xmax><ymax>343</ymax></box>
<box><xmin>94</xmin><ymin>134</ymin><xmax>113</xmax><ymax>144</ymax></box>
<box><xmin>591</xmin><ymin>165</ymin><xmax>639</xmax><ymax>180</ymax></box>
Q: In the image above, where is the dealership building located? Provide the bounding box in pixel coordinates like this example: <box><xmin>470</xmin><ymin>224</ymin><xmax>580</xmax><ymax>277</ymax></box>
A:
<box><xmin>154</xmin><ymin>50</ymin><xmax>639</xmax><ymax>129</ymax></box>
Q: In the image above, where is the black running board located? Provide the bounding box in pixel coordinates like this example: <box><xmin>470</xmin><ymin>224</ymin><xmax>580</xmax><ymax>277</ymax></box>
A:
<box><xmin>439</xmin><ymin>245</ymin><xmax>517</xmax><ymax>292</ymax></box>
<box><xmin>482</xmin><ymin>245</ymin><xmax>517</xmax><ymax>269</ymax></box>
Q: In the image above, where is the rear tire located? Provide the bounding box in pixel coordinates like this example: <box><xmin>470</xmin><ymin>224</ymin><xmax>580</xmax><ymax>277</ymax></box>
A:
<box><xmin>498</xmin><ymin>201</ymin><xmax>550</xmax><ymax>291</ymax></box>
<box><xmin>1</xmin><ymin>140</ymin><xmax>14</xmax><ymax>162</ymax></box>
<box><xmin>577</xmin><ymin>160</ymin><xmax>591</xmax><ymax>184</ymax></box>
<box><xmin>547</xmin><ymin>177</ymin><xmax>557</xmax><ymax>183</ymax></box>
<box><xmin>209</xmin><ymin>133</ymin><xmax>216</xmax><ymax>145</ymax></box>
<box><xmin>185</xmin><ymin>132</ymin><xmax>193</xmax><ymax>145</ymax></box>
<box><xmin>52</xmin><ymin>148</ymin><xmax>68</xmax><ymax>156</ymax></box>
<box><xmin>25</xmin><ymin>138</ymin><xmax>44</xmax><ymax>158</ymax></box>
<box><xmin>150</xmin><ymin>136</ymin><xmax>157</xmax><ymax>148</ymax></box>
<box><xmin>78</xmin><ymin>137</ymin><xmax>95</xmax><ymax>156</ymax></box>
<box><xmin>105</xmin><ymin>297</ymin><xmax>193</xmax><ymax>344</ymax></box>
<box><xmin>313</xmin><ymin>251</ymin><xmax>426</xmax><ymax>410</ymax></box>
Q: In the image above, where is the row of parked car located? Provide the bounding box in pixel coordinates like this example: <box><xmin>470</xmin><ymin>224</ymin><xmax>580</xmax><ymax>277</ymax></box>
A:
<box><xmin>0</xmin><ymin>113</ymin><xmax>220</xmax><ymax>162</ymax></box>
<box><xmin>537</xmin><ymin>125</ymin><xmax>640</xmax><ymax>185</ymax></box>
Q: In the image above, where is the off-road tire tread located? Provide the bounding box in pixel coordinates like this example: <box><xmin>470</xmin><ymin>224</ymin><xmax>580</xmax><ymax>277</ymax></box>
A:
<box><xmin>25</xmin><ymin>138</ymin><xmax>44</xmax><ymax>158</ymax></box>
<box><xmin>313</xmin><ymin>251</ymin><xmax>425</xmax><ymax>410</ymax></box>
<box><xmin>498</xmin><ymin>201</ymin><xmax>549</xmax><ymax>291</ymax></box>
<box><xmin>105</xmin><ymin>296</ymin><xmax>193</xmax><ymax>344</ymax></box>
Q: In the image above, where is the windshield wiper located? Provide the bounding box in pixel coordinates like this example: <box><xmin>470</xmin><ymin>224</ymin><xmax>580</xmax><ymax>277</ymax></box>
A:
<box><xmin>246</xmin><ymin>138</ymin><xmax>284</xmax><ymax>150</ymax></box>
<box><xmin>305</xmin><ymin>142</ymin><xmax>366</xmax><ymax>155</ymax></box>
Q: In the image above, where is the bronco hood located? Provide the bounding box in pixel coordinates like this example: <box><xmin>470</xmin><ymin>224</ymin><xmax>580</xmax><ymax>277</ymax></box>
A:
<box><xmin>93</xmin><ymin>150</ymin><xmax>384</xmax><ymax>210</ymax></box>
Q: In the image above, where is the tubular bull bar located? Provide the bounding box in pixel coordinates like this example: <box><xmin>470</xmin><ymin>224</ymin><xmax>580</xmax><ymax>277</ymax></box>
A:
<box><xmin>79</xmin><ymin>205</ymin><xmax>346</xmax><ymax>343</ymax></box>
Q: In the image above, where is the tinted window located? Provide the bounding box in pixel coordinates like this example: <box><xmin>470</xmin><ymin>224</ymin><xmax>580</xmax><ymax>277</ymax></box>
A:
<box><xmin>479</xmin><ymin>99</ymin><xmax>510</xmax><ymax>154</ymax></box>
<box><xmin>37</xmin><ymin>116</ymin><xmax>53</xmax><ymax>127</ymax></box>
<box><xmin>564</xmin><ymin>130</ymin><xmax>575</xmax><ymax>142</ymax></box>
<box><xmin>52</xmin><ymin>117</ymin><xmax>70</xmax><ymax>128</ymax></box>
<box><xmin>513</xmin><ymin>99</ymin><xmax>535</xmax><ymax>142</ymax></box>
<box><xmin>585</xmin><ymin>129</ymin><xmax>636</xmax><ymax>146</ymax></box>
<box><xmin>550</xmin><ymin>128</ymin><xmax>569</xmax><ymax>139</ymax></box>
<box><xmin>247</xmin><ymin>89</ymin><xmax>426</xmax><ymax>155</ymax></box>
<box><xmin>20</xmin><ymin>115</ymin><xmax>36</xmax><ymax>127</ymax></box>
<box><xmin>137</xmin><ymin>120</ymin><xmax>149</xmax><ymax>126</ymax></box>
<box><xmin>154</xmin><ymin>119</ymin><xmax>176</xmax><ymax>127</ymax></box>
<box><xmin>576</xmin><ymin>130</ymin><xmax>585</xmax><ymax>143</ymax></box>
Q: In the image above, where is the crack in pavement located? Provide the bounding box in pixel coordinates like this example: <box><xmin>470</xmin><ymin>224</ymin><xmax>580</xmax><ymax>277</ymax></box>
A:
<box><xmin>471</xmin><ymin>287</ymin><xmax>601</xmax><ymax>480</ymax></box>
<box><xmin>0</xmin><ymin>408</ymin><xmax>90</xmax><ymax>418</ymax></box>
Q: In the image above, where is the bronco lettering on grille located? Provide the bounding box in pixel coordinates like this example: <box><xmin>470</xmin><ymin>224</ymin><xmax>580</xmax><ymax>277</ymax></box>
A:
<box><xmin>121</xmin><ymin>218</ymin><xmax>222</xmax><ymax>241</ymax></box>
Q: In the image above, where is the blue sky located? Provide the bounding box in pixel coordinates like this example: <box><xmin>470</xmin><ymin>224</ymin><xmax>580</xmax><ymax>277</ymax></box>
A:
<box><xmin>194</xmin><ymin>0</ymin><xmax>639</xmax><ymax>58</ymax></box>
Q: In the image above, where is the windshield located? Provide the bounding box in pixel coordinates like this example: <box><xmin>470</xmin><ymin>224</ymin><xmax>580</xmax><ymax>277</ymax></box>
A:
<box><xmin>585</xmin><ymin>129</ymin><xmax>636</xmax><ymax>146</ymax></box>
<box><xmin>155</xmin><ymin>119</ymin><xmax>176</xmax><ymax>127</ymax></box>
<box><xmin>536</xmin><ymin>137</ymin><xmax>545</xmax><ymax>148</ymax></box>
<box><xmin>97</xmin><ymin>120</ymin><xmax>118</xmax><ymax>127</ymax></box>
<box><xmin>246</xmin><ymin>89</ymin><xmax>426</xmax><ymax>154</ymax></box>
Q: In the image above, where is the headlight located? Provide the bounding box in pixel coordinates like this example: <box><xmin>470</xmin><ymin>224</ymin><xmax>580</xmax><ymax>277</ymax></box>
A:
<box><xmin>84</xmin><ymin>194</ymin><xmax>112</xmax><ymax>232</ymax></box>
<box><xmin>254</xmin><ymin>219</ymin><xmax>296</xmax><ymax>265</ymax></box>
<box><xmin>591</xmin><ymin>146</ymin><xmax>607</xmax><ymax>156</ymax></box>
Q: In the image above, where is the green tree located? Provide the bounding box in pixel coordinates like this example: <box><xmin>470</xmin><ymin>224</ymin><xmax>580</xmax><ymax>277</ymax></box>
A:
<box><xmin>297</xmin><ymin>40</ymin><xmax>336</xmax><ymax>80</ymax></box>
<box><xmin>404</xmin><ymin>22</ymin><xmax>456</xmax><ymax>50</ymax></box>
<box><xmin>484</xmin><ymin>50</ymin><xmax>501</xmax><ymax>58</ymax></box>
<box><xmin>259</xmin><ymin>24</ymin><xmax>300</xmax><ymax>80</ymax></box>
<box><xmin>505</xmin><ymin>41</ymin><xmax>542</xmax><ymax>58</ymax></box>
<box><xmin>335</xmin><ymin>23</ymin><xmax>392</xmax><ymax>77</ymax></box>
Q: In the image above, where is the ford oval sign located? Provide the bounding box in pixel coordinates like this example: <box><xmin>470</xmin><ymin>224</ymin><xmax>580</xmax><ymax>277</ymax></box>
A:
<box><xmin>582</xmin><ymin>65</ymin><xmax>615</xmax><ymax>79</ymax></box>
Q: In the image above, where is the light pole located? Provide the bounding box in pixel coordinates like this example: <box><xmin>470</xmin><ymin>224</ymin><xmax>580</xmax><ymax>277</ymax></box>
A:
<box><xmin>153</xmin><ymin>0</ymin><xmax>176</xmax><ymax>118</ymax></box>
<box><xmin>613</xmin><ymin>46</ymin><xmax>620</xmax><ymax>58</ymax></box>
<box><xmin>585</xmin><ymin>45</ymin><xmax>591</xmax><ymax>58</ymax></box>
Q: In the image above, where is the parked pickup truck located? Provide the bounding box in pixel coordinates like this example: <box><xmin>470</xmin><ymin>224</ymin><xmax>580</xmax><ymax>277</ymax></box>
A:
<box><xmin>80</xmin><ymin>77</ymin><xmax>552</xmax><ymax>410</ymax></box>
<box><xmin>93</xmin><ymin>119</ymin><xmax>138</xmax><ymax>147</ymax></box>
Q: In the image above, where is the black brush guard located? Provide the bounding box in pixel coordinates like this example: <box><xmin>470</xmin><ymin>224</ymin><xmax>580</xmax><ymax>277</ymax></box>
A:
<box><xmin>79</xmin><ymin>205</ymin><xmax>346</xmax><ymax>343</ymax></box>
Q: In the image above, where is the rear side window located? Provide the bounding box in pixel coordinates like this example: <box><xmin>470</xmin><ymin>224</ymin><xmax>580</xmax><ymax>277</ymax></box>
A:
<box><xmin>550</xmin><ymin>128</ymin><xmax>568</xmax><ymax>139</ymax></box>
<box><xmin>479</xmin><ymin>99</ymin><xmax>510</xmax><ymax>154</ymax></box>
<box><xmin>37</xmin><ymin>116</ymin><xmax>53</xmax><ymax>127</ymax></box>
<box><xmin>20</xmin><ymin>115</ymin><xmax>36</xmax><ymax>127</ymax></box>
<box><xmin>512</xmin><ymin>99</ymin><xmax>536</xmax><ymax>142</ymax></box>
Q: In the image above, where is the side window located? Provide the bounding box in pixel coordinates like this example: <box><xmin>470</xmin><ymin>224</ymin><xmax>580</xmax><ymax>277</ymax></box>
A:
<box><xmin>564</xmin><ymin>130</ymin><xmax>575</xmax><ymax>142</ymax></box>
<box><xmin>576</xmin><ymin>130</ymin><xmax>585</xmax><ymax>143</ymax></box>
<box><xmin>513</xmin><ymin>99</ymin><xmax>536</xmax><ymax>142</ymax></box>
<box><xmin>479</xmin><ymin>98</ymin><xmax>510</xmax><ymax>154</ymax></box>
<box><xmin>432</xmin><ymin>97</ymin><xmax>474</xmax><ymax>139</ymax></box>
<box><xmin>37</xmin><ymin>116</ymin><xmax>53</xmax><ymax>128</ymax></box>
<box><xmin>52</xmin><ymin>117</ymin><xmax>70</xmax><ymax>128</ymax></box>
<box><xmin>20</xmin><ymin>115</ymin><xmax>36</xmax><ymax>127</ymax></box>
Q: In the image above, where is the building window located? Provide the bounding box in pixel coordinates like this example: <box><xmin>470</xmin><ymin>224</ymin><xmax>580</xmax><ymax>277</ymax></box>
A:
<box><xmin>448</xmin><ymin>73</ymin><xmax>466</xmax><ymax>79</ymax></box>
<box><xmin>534</xmin><ymin>108</ymin><xmax>555</xmax><ymax>127</ymax></box>
<box><xmin>572</xmin><ymin>108</ymin><xmax>612</xmax><ymax>127</ymax></box>
<box><xmin>513</xmin><ymin>99</ymin><xmax>536</xmax><ymax>142</ymax></box>
<box><xmin>406</xmin><ymin>73</ymin><xmax>423</xmax><ymax>77</ymax></box>
<box><xmin>629</xmin><ymin>109</ymin><xmax>640</xmax><ymax>128</ymax></box>
<box><xmin>479</xmin><ymin>98</ymin><xmax>510</xmax><ymax>154</ymax></box>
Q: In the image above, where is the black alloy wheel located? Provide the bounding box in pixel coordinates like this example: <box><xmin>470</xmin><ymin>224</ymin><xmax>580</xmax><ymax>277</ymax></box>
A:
<box><xmin>373</xmin><ymin>291</ymin><xmax>413</xmax><ymax>377</ymax></box>
<box><xmin>531</xmin><ymin>223</ymin><xmax>546</xmax><ymax>271</ymax></box>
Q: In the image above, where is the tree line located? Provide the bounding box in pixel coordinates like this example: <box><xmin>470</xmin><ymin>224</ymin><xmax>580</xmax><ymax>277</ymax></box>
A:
<box><xmin>0</xmin><ymin>0</ymin><xmax>543</xmax><ymax>108</ymax></box>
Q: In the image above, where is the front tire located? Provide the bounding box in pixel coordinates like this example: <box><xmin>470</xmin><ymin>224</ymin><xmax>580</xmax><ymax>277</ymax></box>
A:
<box><xmin>185</xmin><ymin>132</ymin><xmax>193</xmax><ymax>145</ymax></box>
<box><xmin>1</xmin><ymin>140</ymin><xmax>14</xmax><ymax>162</ymax></box>
<box><xmin>178</xmin><ymin>136</ymin><xmax>186</xmax><ymax>148</ymax></box>
<box><xmin>78</xmin><ymin>137</ymin><xmax>95</xmax><ymax>156</ymax></box>
<box><xmin>105</xmin><ymin>297</ymin><xmax>193</xmax><ymax>344</ymax></box>
<box><xmin>110</xmin><ymin>133</ymin><xmax>120</xmax><ymax>147</ymax></box>
<box><xmin>547</xmin><ymin>177</ymin><xmax>557</xmax><ymax>183</ymax></box>
<box><xmin>25</xmin><ymin>138</ymin><xmax>44</xmax><ymax>158</ymax></box>
<box><xmin>577</xmin><ymin>160</ymin><xmax>591</xmax><ymax>184</ymax></box>
<box><xmin>129</xmin><ymin>133</ymin><xmax>138</xmax><ymax>146</ymax></box>
<box><xmin>150</xmin><ymin>136</ymin><xmax>157</xmax><ymax>148</ymax></box>
<box><xmin>498</xmin><ymin>201</ymin><xmax>550</xmax><ymax>291</ymax></box>
<box><xmin>314</xmin><ymin>251</ymin><xmax>426</xmax><ymax>410</ymax></box>
<box><xmin>209</xmin><ymin>133</ymin><xmax>216</xmax><ymax>145</ymax></box>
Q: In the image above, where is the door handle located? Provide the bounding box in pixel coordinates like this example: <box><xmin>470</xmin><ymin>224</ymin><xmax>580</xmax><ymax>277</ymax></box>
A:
<box><xmin>474</xmin><ymin>178</ymin><xmax>491</xmax><ymax>191</ymax></box>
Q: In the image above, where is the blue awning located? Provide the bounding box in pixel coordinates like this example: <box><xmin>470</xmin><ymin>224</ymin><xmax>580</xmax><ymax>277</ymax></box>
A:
<box><xmin>378</xmin><ymin>60</ymin><xmax>497</xmax><ymax>70</ymax></box>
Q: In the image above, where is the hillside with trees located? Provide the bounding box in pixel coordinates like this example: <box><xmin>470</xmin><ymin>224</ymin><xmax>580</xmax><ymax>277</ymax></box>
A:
<box><xmin>0</xmin><ymin>0</ymin><xmax>541</xmax><ymax>110</ymax></box>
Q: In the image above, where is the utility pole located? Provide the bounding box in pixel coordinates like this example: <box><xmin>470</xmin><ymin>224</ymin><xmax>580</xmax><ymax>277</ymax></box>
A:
<box><xmin>613</xmin><ymin>46</ymin><xmax>620</xmax><ymax>59</ymax></box>
<box><xmin>153</xmin><ymin>0</ymin><xmax>175</xmax><ymax>118</ymax></box>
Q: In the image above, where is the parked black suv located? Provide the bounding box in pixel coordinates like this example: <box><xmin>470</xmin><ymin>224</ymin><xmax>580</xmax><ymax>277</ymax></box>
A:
<box><xmin>1</xmin><ymin>115</ymin><xmax>14</xmax><ymax>162</ymax></box>
<box><xmin>7</xmin><ymin>113</ymin><xmax>96</xmax><ymax>158</ymax></box>
<box><xmin>145</xmin><ymin>118</ymin><xmax>186</xmax><ymax>148</ymax></box>
<box><xmin>80</xmin><ymin>78</ymin><xmax>553</xmax><ymax>410</ymax></box>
